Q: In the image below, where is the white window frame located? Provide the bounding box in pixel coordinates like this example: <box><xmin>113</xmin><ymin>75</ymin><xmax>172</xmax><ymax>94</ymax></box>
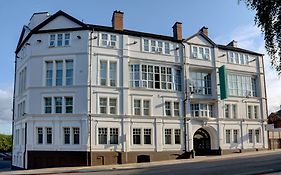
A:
<box><xmin>191</xmin><ymin>45</ymin><xmax>211</xmax><ymax>60</ymax></box>
<box><xmin>49</xmin><ymin>33</ymin><xmax>71</xmax><ymax>47</ymax></box>
<box><xmin>44</xmin><ymin>59</ymin><xmax>74</xmax><ymax>87</ymax></box>
<box><xmin>100</xmin><ymin>33</ymin><xmax>117</xmax><ymax>48</ymax></box>
<box><xmin>142</xmin><ymin>38</ymin><xmax>171</xmax><ymax>55</ymax></box>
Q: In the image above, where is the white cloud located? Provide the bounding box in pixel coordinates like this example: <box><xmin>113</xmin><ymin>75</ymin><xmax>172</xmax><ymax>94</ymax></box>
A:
<box><xmin>0</xmin><ymin>87</ymin><xmax>13</xmax><ymax>134</ymax></box>
<box><xmin>214</xmin><ymin>25</ymin><xmax>281</xmax><ymax>114</ymax></box>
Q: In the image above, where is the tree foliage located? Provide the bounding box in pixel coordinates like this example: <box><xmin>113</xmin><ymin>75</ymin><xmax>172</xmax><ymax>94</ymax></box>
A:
<box><xmin>0</xmin><ymin>134</ymin><xmax>12</xmax><ymax>152</ymax></box>
<box><xmin>240</xmin><ymin>0</ymin><xmax>281</xmax><ymax>72</ymax></box>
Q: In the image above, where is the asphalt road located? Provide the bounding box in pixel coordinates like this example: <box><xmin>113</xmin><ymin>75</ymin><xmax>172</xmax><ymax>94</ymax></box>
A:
<box><xmin>63</xmin><ymin>152</ymin><xmax>281</xmax><ymax>175</ymax></box>
<box><xmin>0</xmin><ymin>160</ymin><xmax>11</xmax><ymax>171</ymax></box>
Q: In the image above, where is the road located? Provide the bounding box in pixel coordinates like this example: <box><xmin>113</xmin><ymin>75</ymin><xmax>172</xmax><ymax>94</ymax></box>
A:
<box><xmin>60</xmin><ymin>152</ymin><xmax>281</xmax><ymax>175</ymax></box>
<box><xmin>0</xmin><ymin>160</ymin><xmax>11</xmax><ymax>171</ymax></box>
<box><xmin>7</xmin><ymin>151</ymin><xmax>281</xmax><ymax>175</ymax></box>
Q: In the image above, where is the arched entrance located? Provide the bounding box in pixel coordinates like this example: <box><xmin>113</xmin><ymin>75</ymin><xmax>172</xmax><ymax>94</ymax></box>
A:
<box><xmin>193</xmin><ymin>128</ymin><xmax>211</xmax><ymax>156</ymax></box>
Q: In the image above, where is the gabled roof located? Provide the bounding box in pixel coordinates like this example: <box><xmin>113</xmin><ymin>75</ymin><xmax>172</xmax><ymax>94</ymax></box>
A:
<box><xmin>217</xmin><ymin>44</ymin><xmax>263</xmax><ymax>56</ymax></box>
<box><xmin>184</xmin><ymin>31</ymin><xmax>217</xmax><ymax>46</ymax></box>
<box><xmin>16</xmin><ymin>10</ymin><xmax>90</xmax><ymax>53</ymax></box>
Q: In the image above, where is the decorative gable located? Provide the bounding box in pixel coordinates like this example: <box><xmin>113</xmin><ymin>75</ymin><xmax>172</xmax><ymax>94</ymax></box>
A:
<box><xmin>39</xmin><ymin>15</ymin><xmax>82</xmax><ymax>31</ymax></box>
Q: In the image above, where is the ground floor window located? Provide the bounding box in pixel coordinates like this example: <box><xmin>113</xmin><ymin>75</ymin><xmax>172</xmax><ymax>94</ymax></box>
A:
<box><xmin>165</xmin><ymin>129</ymin><xmax>172</xmax><ymax>144</ymax></box>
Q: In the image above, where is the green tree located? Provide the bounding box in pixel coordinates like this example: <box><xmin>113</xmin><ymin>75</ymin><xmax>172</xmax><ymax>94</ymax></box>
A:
<box><xmin>239</xmin><ymin>0</ymin><xmax>281</xmax><ymax>72</ymax></box>
<box><xmin>0</xmin><ymin>134</ymin><xmax>12</xmax><ymax>152</ymax></box>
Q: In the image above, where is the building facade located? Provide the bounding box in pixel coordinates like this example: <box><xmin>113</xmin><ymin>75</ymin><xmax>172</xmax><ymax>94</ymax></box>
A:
<box><xmin>12</xmin><ymin>10</ymin><xmax>268</xmax><ymax>169</ymax></box>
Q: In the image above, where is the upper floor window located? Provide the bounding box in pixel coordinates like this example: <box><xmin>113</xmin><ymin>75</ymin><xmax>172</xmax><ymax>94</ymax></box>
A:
<box><xmin>192</xmin><ymin>46</ymin><xmax>211</xmax><ymax>60</ymax></box>
<box><xmin>142</xmin><ymin>39</ymin><xmax>171</xmax><ymax>55</ymax></box>
<box><xmin>101</xmin><ymin>33</ymin><xmax>117</xmax><ymax>48</ymax></box>
<box><xmin>43</xmin><ymin>96</ymin><xmax>73</xmax><ymax>114</ymax></box>
<box><xmin>133</xmin><ymin>99</ymin><xmax>150</xmax><ymax>116</ymax></box>
<box><xmin>247</xmin><ymin>105</ymin><xmax>259</xmax><ymax>119</ymax></box>
<box><xmin>228</xmin><ymin>74</ymin><xmax>257</xmax><ymax>97</ymax></box>
<box><xmin>165</xmin><ymin>100</ymin><xmax>181</xmax><ymax>117</ymax></box>
<box><xmin>190</xmin><ymin>72</ymin><xmax>211</xmax><ymax>95</ymax></box>
<box><xmin>99</xmin><ymin>97</ymin><xmax>117</xmax><ymax>115</ymax></box>
<box><xmin>45</xmin><ymin>60</ymin><xmax>74</xmax><ymax>86</ymax></box>
<box><xmin>228</xmin><ymin>51</ymin><xmax>249</xmax><ymax>65</ymax></box>
<box><xmin>224</xmin><ymin>104</ymin><xmax>237</xmax><ymax>119</ymax></box>
<box><xmin>49</xmin><ymin>33</ymin><xmax>71</xmax><ymax>47</ymax></box>
<box><xmin>191</xmin><ymin>103</ymin><xmax>213</xmax><ymax>118</ymax></box>
<box><xmin>129</xmin><ymin>64</ymin><xmax>181</xmax><ymax>91</ymax></box>
<box><xmin>17</xmin><ymin>100</ymin><xmax>26</xmax><ymax>118</ymax></box>
<box><xmin>18</xmin><ymin>67</ymin><xmax>27</xmax><ymax>95</ymax></box>
<box><xmin>100</xmin><ymin>60</ymin><xmax>117</xmax><ymax>87</ymax></box>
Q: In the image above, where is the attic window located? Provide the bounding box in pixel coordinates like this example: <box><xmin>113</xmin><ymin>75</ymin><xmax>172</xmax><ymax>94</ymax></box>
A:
<box><xmin>49</xmin><ymin>33</ymin><xmax>71</xmax><ymax>47</ymax></box>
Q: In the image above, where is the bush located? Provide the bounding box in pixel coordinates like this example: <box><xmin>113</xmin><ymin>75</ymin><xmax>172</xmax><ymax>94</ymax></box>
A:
<box><xmin>0</xmin><ymin>134</ymin><xmax>12</xmax><ymax>152</ymax></box>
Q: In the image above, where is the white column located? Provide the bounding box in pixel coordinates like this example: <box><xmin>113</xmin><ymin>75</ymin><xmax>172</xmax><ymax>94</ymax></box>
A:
<box><xmin>155</xmin><ymin>118</ymin><xmax>163</xmax><ymax>152</ymax></box>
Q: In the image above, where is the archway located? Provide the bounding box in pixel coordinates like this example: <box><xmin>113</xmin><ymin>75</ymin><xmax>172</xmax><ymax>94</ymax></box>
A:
<box><xmin>193</xmin><ymin>128</ymin><xmax>211</xmax><ymax>156</ymax></box>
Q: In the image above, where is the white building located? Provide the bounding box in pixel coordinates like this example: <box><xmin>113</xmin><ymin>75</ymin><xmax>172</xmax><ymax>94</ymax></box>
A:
<box><xmin>12</xmin><ymin>10</ymin><xmax>268</xmax><ymax>169</ymax></box>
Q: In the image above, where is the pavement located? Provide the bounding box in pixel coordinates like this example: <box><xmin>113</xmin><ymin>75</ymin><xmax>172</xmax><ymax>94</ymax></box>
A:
<box><xmin>3</xmin><ymin>149</ymin><xmax>281</xmax><ymax>175</ymax></box>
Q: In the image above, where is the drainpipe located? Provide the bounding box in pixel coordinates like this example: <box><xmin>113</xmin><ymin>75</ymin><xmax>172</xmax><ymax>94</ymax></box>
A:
<box><xmin>88</xmin><ymin>30</ymin><xmax>94</xmax><ymax>166</ymax></box>
<box><xmin>180</xmin><ymin>42</ymin><xmax>188</xmax><ymax>153</ymax></box>
<box><xmin>11</xmin><ymin>55</ymin><xmax>18</xmax><ymax>169</ymax></box>
<box><xmin>261</xmin><ymin>55</ymin><xmax>268</xmax><ymax>148</ymax></box>
<box><xmin>23</xmin><ymin>122</ymin><xmax>27</xmax><ymax>169</ymax></box>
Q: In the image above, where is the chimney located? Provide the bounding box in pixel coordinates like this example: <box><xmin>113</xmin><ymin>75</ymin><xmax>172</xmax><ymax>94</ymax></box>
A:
<box><xmin>227</xmin><ymin>40</ymin><xmax>238</xmax><ymax>47</ymax></box>
<box><xmin>173</xmin><ymin>22</ymin><xmax>182</xmax><ymax>41</ymax></box>
<box><xmin>200</xmin><ymin>26</ymin><xmax>208</xmax><ymax>36</ymax></box>
<box><xmin>112</xmin><ymin>10</ymin><xmax>124</xmax><ymax>31</ymax></box>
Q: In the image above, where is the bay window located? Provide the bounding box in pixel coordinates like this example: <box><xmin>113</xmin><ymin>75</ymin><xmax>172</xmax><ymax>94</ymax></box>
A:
<box><xmin>129</xmin><ymin>64</ymin><xmax>181</xmax><ymax>91</ymax></box>
<box><xmin>228</xmin><ymin>74</ymin><xmax>257</xmax><ymax>97</ymax></box>
<box><xmin>190</xmin><ymin>72</ymin><xmax>211</xmax><ymax>95</ymax></box>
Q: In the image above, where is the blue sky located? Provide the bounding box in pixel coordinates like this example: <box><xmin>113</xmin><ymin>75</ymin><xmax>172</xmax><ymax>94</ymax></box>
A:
<box><xmin>0</xmin><ymin>0</ymin><xmax>280</xmax><ymax>134</ymax></box>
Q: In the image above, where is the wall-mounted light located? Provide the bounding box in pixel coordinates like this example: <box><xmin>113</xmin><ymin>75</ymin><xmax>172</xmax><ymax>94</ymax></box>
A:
<box><xmin>37</xmin><ymin>39</ymin><xmax>42</xmax><ymax>43</ymax></box>
<box><xmin>219</xmin><ymin>54</ymin><xmax>226</xmax><ymax>58</ymax></box>
<box><xmin>93</xmin><ymin>36</ymin><xmax>98</xmax><ymax>39</ymax></box>
<box><xmin>25</xmin><ymin>43</ymin><xmax>30</xmax><ymax>46</ymax></box>
<box><xmin>248</xmin><ymin>58</ymin><xmax>256</xmax><ymax>63</ymax></box>
<box><xmin>77</xmin><ymin>35</ymin><xmax>81</xmax><ymax>39</ymax></box>
<box><xmin>170</xmin><ymin>47</ymin><xmax>180</xmax><ymax>51</ymax></box>
<box><xmin>16</xmin><ymin>55</ymin><xmax>20</xmax><ymax>58</ymax></box>
<box><xmin>127</xmin><ymin>41</ymin><xmax>138</xmax><ymax>46</ymax></box>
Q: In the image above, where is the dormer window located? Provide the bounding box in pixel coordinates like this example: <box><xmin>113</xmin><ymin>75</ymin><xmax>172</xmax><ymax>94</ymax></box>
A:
<box><xmin>142</xmin><ymin>38</ymin><xmax>171</xmax><ymax>55</ymax></box>
<box><xmin>49</xmin><ymin>33</ymin><xmax>71</xmax><ymax>47</ymax></box>
<box><xmin>101</xmin><ymin>33</ymin><xmax>117</xmax><ymax>48</ymax></box>
<box><xmin>192</xmin><ymin>45</ymin><xmax>210</xmax><ymax>60</ymax></box>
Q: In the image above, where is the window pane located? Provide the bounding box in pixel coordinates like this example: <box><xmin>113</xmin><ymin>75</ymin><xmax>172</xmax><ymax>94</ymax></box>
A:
<box><xmin>65</xmin><ymin>97</ymin><xmax>73</xmax><ymax>114</ymax></box>
<box><xmin>66</xmin><ymin>60</ymin><xmax>73</xmax><ymax>86</ymax></box>
<box><xmin>165</xmin><ymin>102</ymin><xmax>171</xmax><ymax>116</ymax></box>
<box><xmin>37</xmin><ymin>128</ymin><xmax>43</xmax><ymax>144</ymax></box>
<box><xmin>144</xmin><ymin>129</ymin><xmax>151</xmax><ymax>144</ymax></box>
<box><xmin>100</xmin><ymin>98</ymin><xmax>107</xmax><ymax>114</ymax></box>
<box><xmin>165</xmin><ymin>129</ymin><xmax>172</xmax><ymax>144</ymax></box>
<box><xmin>55</xmin><ymin>97</ymin><xmax>62</xmax><ymax>113</ymax></box>
<box><xmin>64</xmin><ymin>33</ymin><xmax>70</xmax><ymax>46</ymax></box>
<box><xmin>98</xmin><ymin>128</ymin><xmax>107</xmax><ymax>144</ymax></box>
<box><xmin>110</xmin><ymin>128</ymin><xmax>118</xmax><ymax>144</ymax></box>
<box><xmin>133</xmin><ymin>128</ymin><xmax>141</xmax><ymax>144</ymax></box>
<box><xmin>73</xmin><ymin>127</ymin><xmax>80</xmax><ymax>144</ymax></box>
<box><xmin>134</xmin><ymin>99</ymin><xmax>141</xmax><ymax>115</ymax></box>
<box><xmin>109</xmin><ymin>98</ymin><xmax>117</xmax><ymax>114</ymax></box>
<box><xmin>175</xmin><ymin>129</ymin><xmax>181</xmax><ymax>144</ymax></box>
<box><xmin>44</xmin><ymin>97</ymin><xmax>52</xmax><ymax>114</ymax></box>
<box><xmin>100</xmin><ymin>61</ymin><xmax>107</xmax><ymax>85</ymax></box>
<box><xmin>46</xmin><ymin>62</ymin><xmax>53</xmax><ymax>86</ymax></box>
<box><xmin>46</xmin><ymin>127</ymin><xmax>52</xmax><ymax>144</ymax></box>
<box><xmin>56</xmin><ymin>61</ymin><xmax>63</xmax><ymax>86</ymax></box>
<box><xmin>110</xmin><ymin>62</ymin><xmax>117</xmax><ymax>86</ymax></box>
<box><xmin>57</xmin><ymin>34</ymin><xmax>63</xmax><ymax>46</ymax></box>
<box><xmin>64</xmin><ymin>128</ymin><xmax>70</xmax><ymax>144</ymax></box>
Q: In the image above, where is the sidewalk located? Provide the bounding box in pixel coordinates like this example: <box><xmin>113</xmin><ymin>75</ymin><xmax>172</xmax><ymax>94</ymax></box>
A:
<box><xmin>6</xmin><ymin>149</ymin><xmax>281</xmax><ymax>175</ymax></box>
